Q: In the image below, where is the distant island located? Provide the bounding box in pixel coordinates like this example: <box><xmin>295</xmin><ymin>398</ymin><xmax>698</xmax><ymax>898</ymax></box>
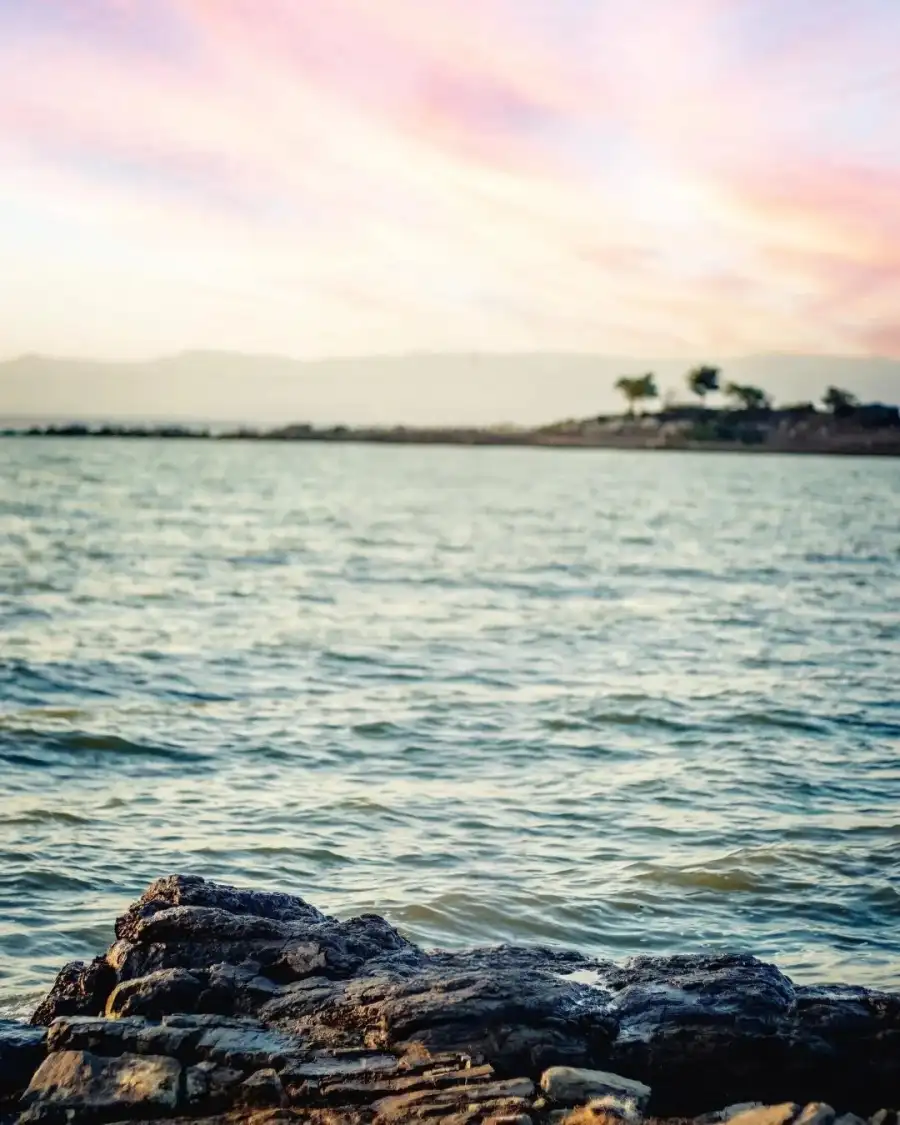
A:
<box><xmin>4</xmin><ymin>363</ymin><xmax>899</xmax><ymax>455</ymax></box>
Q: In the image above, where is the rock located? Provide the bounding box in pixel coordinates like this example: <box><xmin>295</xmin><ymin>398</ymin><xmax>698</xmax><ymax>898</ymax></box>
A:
<box><xmin>113</xmin><ymin>874</ymin><xmax>326</xmax><ymax>943</ymax></box>
<box><xmin>835</xmin><ymin>1116</ymin><xmax>868</xmax><ymax>1125</ymax></box>
<box><xmin>44</xmin><ymin>1012</ymin><xmax>296</xmax><ymax>1075</ymax></box>
<box><xmin>607</xmin><ymin>954</ymin><xmax>799</xmax><ymax>1113</ymax></box>
<box><xmin>373</xmin><ymin>1076</ymin><xmax>534</xmax><ymax>1121</ymax></box>
<box><xmin>307</xmin><ymin>1063</ymin><xmax>496</xmax><ymax>1106</ymax></box>
<box><xmin>0</xmin><ymin>1019</ymin><xmax>46</xmax><ymax>1103</ymax></box>
<box><xmin>20</xmin><ymin>1050</ymin><xmax>180</xmax><ymax>1122</ymax></box>
<box><xmin>204</xmin><ymin>962</ymin><xmax>280</xmax><ymax>1011</ymax></box>
<box><xmin>239</xmin><ymin>1068</ymin><xmax>286</xmax><ymax>1107</ymax></box>
<box><xmin>696</xmin><ymin>1103</ymin><xmax>766</xmax><ymax>1124</ymax></box>
<box><xmin>794</xmin><ymin>1104</ymin><xmax>836</xmax><ymax>1125</ymax></box>
<box><xmin>21</xmin><ymin>874</ymin><xmax>900</xmax><ymax>1123</ymax></box>
<box><xmin>105</xmin><ymin>906</ymin><xmax>419</xmax><ymax>996</ymax></box>
<box><xmin>194</xmin><ymin>1022</ymin><xmax>296</xmax><ymax>1069</ymax></box>
<box><xmin>541</xmin><ymin>1067</ymin><xmax>651</xmax><ymax>1110</ymax></box>
<box><xmin>50</xmin><ymin>1014</ymin><xmax>180</xmax><ymax>1059</ymax></box>
<box><xmin>727</xmin><ymin>1106</ymin><xmax>799</xmax><ymax>1125</ymax></box>
<box><xmin>607</xmin><ymin>952</ymin><xmax>797</xmax><ymax>1026</ymax></box>
<box><xmin>30</xmin><ymin>958</ymin><xmax>116</xmax><ymax>1026</ymax></box>
<box><xmin>282</xmin><ymin>1051</ymin><xmax>399</xmax><ymax>1082</ymax></box>
<box><xmin>183</xmin><ymin>1060</ymin><xmax>210</xmax><ymax>1103</ymax></box>
<box><xmin>292</xmin><ymin>958</ymin><xmax>617</xmax><ymax>1075</ymax></box>
<box><xmin>103</xmin><ymin>937</ymin><xmax>290</xmax><ymax>984</ymax></box>
<box><xmin>870</xmin><ymin>1113</ymin><xmax>898</xmax><ymax>1125</ymax></box>
<box><xmin>183</xmin><ymin>1059</ymin><xmax>243</xmax><ymax>1108</ymax></box>
<box><xmin>785</xmin><ymin>988</ymin><xmax>900</xmax><ymax>1111</ymax></box>
<box><xmin>105</xmin><ymin>967</ymin><xmax>204</xmax><ymax>1018</ymax></box>
<box><xmin>266</xmin><ymin>913</ymin><xmax>420</xmax><ymax>981</ymax></box>
<box><xmin>129</xmin><ymin>905</ymin><xmax>298</xmax><ymax>945</ymax></box>
<box><xmin>598</xmin><ymin>959</ymin><xmax>900</xmax><ymax>1114</ymax></box>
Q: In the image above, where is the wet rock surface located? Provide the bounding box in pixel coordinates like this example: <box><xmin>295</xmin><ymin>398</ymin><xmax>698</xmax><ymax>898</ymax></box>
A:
<box><xmin>2</xmin><ymin>875</ymin><xmax>896</xmax><ymax>1124</ymax></box>
<box><xmin>20</xmin><ymin>1050</ymin><xmax>181</xmax><ymax>1123</ymax></box>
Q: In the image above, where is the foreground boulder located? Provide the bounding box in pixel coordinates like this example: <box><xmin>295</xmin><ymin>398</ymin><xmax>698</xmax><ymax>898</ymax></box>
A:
<box><xmin>0</xmin><ymin>874</ymin><xmax>896</xmax><ymax>1124</ymax></box>
<box><xmin>541</xmin><ymin>1067</ymin><xmax>651</xmax><ymax>1111</ymax></box>
<box><xmin>20</xmin><ymin>1051</ymin><xmax>181</xmax><ymax>1123</ymax></box>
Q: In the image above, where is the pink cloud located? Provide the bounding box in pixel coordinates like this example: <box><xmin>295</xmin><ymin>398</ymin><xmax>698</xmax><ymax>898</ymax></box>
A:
<box><xmin>856</xmin><ymin>322</ymin><xmax>900</xmax><ymax>356</ymax></box>
<box><xmin>2</xmin><ymin>0</ymin><xmax>899</xmax><ymax>358</ymax></box>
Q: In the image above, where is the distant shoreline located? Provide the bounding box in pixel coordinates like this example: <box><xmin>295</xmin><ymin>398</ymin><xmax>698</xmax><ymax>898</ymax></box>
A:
<box><xmin>4</xmin><ymin>420</ymin><xmax>900</xmax><ymax>456</ymax></box>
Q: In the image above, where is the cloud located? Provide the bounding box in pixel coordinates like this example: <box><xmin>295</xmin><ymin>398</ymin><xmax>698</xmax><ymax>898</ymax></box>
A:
<box><xmin>1</xmin><ymin>0</ymin><xmax>898</xmax><ymax>359</ymax></box>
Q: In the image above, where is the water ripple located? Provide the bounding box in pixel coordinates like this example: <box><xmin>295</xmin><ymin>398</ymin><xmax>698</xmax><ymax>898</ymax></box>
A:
<box><xmin>1</xmin><ymin>439</ymin><xmax>899</xmax><ymax>1000</ymax></box>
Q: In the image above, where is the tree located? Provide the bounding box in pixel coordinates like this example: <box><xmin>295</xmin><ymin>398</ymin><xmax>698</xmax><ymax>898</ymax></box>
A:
<box><xmin>687</xmin><ymin>365</ymin><xmax>720</xmax><ymax>401</ymax></box>
<box><xmin>822</xmin><ymin>386</ymin><xmax>859</xmax><ymax>416</ymax></box>
<box><xmin>615</xmin><ymin>373</ymin><xmax>658</xmax><ymax>415</ymax></box>
<box><xmin>725</xmin><ymin>382</ymin><xmax>772</xmax><ymax>411</ymax></box>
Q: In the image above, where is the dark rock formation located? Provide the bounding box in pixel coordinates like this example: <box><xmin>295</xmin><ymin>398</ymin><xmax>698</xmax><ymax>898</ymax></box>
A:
<box><xmin>30</xmin><ymin>958</ymin><xmax>116</xmax><ymax>1027</ymax></box>
<box><xmin>114</xmin><ymin>875</ymin><xmax>327</xmax><ymax>943</ymax></box>
<box><xmin>0</xmin><ymin>1020</ymin><xmax>46</xmax><ymax>1109</ymax></box>
<box><xmin>0</xmin><ymin>874</ymin><xmax>896</xmax><ymax>1124</ymax></box>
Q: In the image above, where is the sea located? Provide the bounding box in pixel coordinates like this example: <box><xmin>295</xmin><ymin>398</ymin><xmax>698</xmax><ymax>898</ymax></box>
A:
<box><xmin>1</xmin><ymin>437</ymin><xmax>899</xmax><ymax>1018</ymax></box>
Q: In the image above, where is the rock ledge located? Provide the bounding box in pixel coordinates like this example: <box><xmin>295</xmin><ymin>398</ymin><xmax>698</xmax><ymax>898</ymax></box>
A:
<box><xmin>1</xmin><ymin>875</ymin><xmax>896</xmax><ymax>1125</ymax></box>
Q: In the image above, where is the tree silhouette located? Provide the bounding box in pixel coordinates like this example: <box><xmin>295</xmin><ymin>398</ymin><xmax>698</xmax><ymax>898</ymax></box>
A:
<box><xmin>822</xmin><ymin>386</ymin><xmax>859</xmax><ymax>416</ymax></box>
<box><xmin>725</xmin><ymin>382</ymin><xmax>771</xmax><ymax>411</ymax></box>
<box><xmin>615</xmin><ymin>373</ymin><xmax>658</xmax><ymax>415</ymax></box>
<box><xmin>687</xmin><ymin>365</ymin><xmax>720</xmax><ymax>400</ymax></box>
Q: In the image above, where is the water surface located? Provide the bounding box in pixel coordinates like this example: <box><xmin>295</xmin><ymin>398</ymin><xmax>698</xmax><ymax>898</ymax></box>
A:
<box><xmin>2</xmin><ymin>438</ymin><xmax>899</xmax><ymax>1015</ymax></box>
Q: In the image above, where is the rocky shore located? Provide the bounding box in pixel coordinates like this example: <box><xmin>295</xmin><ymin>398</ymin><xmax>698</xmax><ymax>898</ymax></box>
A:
<box><xmin>1</xmin><ymin>876</ymin><xmax>897</xmax><ymax>1125</ymax></box>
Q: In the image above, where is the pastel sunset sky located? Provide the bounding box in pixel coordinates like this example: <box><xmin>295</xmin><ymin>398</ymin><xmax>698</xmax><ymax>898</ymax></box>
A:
<box><xmin>2</xmin><ymin>0</ymin><xmax>899</xmax><ymax>360</ymax></box>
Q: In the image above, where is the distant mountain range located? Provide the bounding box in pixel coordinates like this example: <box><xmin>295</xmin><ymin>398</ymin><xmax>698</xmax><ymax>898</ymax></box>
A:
<box><xmin>1</xmin><ymin>351</ymin><xmax>898</xmax><ymax>427</ymax></box>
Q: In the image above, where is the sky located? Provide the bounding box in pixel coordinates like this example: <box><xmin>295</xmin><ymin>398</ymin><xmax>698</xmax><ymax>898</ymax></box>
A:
<box><xmin>1</xmin><ymin>0</ymin><xmax>899</xmax><ymax>361</ymax></box>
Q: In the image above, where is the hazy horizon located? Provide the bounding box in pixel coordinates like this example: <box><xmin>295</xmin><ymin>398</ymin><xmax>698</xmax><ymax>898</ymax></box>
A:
<box><xmin>3</xmin><ymin>351</ymin><xmax>898</xmax><ymax>427</ymax></box>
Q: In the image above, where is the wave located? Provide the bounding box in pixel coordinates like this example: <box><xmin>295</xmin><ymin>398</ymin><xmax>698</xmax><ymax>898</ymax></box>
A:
<box><xmin>541</xmin><ymin>712</ymin><xmax>693</xmax><ymax>733</ymax></box>
<box><xmin>0</xmin><ymin>994</ymin><xmax>40</xmax><ymax>1023</ymax></box>
<box><xmin>2</xmin><ymin>439</ymin><xmax>899</xmax><ymax>1000</ymax></box>
<box><xmin>0</xmin><ymin>807</ymin><xmax>91</xmax><ymax>826</ymax></box>
<box><xmin>0</xmin><ymin>728</ymin><xmax>203</xmax><ymax>765</ymax></box>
